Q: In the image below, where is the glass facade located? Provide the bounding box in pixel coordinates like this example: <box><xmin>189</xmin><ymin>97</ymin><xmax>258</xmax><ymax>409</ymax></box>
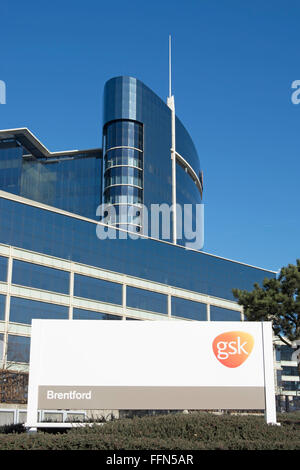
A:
<box><xmin>0</xmin><ymin>141</ymin><xmax>23</xmax><ymax>195</ymax></box>
<box><xmin>0</xmin><ymin>197</ymin><xmax>274</xmax><ymax>302</ymax></box>
<box><xmin>22</xmin><ymin>153</ymin><xmax>102</xmax><ymax>221</ymax></box>
<box><xmin>0</xmin><ymin>77</ymin><xmax>203</xmax><ymax>245</ymax></box>
<box><xmin>9</xmin><ymin>297</ymin><xmax>69</xmax><ymax>325</ymax></box>
<box><xmin>0</xmin><ymin>140</ymin><xmax>102</xmax><ymax>221</ymax></box>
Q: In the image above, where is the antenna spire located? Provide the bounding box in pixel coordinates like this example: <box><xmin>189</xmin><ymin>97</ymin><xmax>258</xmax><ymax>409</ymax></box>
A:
<box><xmin>167</xmin><ymin>35</ymin><xmax>175</xmax><ymax>110</ymax></box>
<box><xmin>167</xmin><ymin>35</ymin><xmax>177</xmax><ymax>244</ymax></box>
<box><xmin>169</xmin><ymin>35</ymin><xmax>172</xmax><ymax>98</ymax></box>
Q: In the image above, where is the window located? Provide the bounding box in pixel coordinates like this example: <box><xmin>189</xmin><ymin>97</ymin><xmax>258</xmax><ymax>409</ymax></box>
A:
<box><xmin>104</xmin><ymin>120</ymin><xmax>143</xmax><ymax>151</ymax></box>
<box><xmin>0</xmin><ymin>256</ymin><xmax>7</xmax><ymax>281</ymax></box>
<box><xmin>278</xmin><ymin>345</ymin><xmax>295</xmax><ymax>362</ymax></box>
<box><xmin>104</xmin><ymin>167</ymin><xmax>142</xmax><ymax>188</ymax></box>
<box><xmin>73</xmin><ymin>308</ymin><xmax>122</xmax><ymax>320</ymax></box>
<box><xmin>12</xmin><ymin>260</ymin><xmax>69</xmax><ymax>294</ymax></box>
<box><xmin>210</xmin><ymin>306</ymin><xmax>241</xmax><ymax>322</ymax></box>
<box><xmin>171</xmin><ymin>297</ymin><xmax>206</xmax><ymax>321</ymax></box>
<box><xmin>105</xmin><ymin>148</ymin><xmax>142</xmax><ymax>169</ymax></box>
<box><xmin>127</xmin><ymin>286</ymin><xmax>167</xmax><ymax>314</ymax></box>
<box><xmin>7</xmin><ymin>335</ymin><xmax>30</xmax><ymax>363</ymax></box>
<box><xmin>0</xmin><ymin>333</ymin><xmax>3</xmax><ymax>361</ymax></box>
<box><xmin>0</xmin><ymin>294</ymin><xmax>6</xmax><ymax>321</ymax></box>
<box><xmin>9</xmin><ymin>297</ymin><xmax>68</xmax><ymax>325</ymax></box>
<box><xmin>74</xmin><ymin>274</ymin><xmax>122</xmax><ymax>305</ymax></box>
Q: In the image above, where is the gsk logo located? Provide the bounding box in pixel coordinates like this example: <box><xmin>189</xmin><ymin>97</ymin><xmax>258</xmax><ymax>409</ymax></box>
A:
<box><xmin>212</xmin><ymin>331</ymin><xmax>254</xmax><ymax>368</ymax></box>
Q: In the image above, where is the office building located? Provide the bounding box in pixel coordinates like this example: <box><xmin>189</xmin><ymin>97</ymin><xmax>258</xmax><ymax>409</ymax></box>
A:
<box><xmin>0</xmin><ymin>77</ymin><xmax>283</xmax><ymax>409</ymax></box>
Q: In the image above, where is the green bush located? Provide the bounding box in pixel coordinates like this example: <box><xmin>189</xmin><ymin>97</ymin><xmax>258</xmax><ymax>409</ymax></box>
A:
<box><xmin>0</xmin><ymin>411</ymin><xmax>299</xmax><ymax>450</ymax></box>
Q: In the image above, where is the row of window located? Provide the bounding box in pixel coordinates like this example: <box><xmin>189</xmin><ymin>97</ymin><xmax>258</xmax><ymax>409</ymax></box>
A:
<box><xmin>104</xmin><ymin>120</ymin><xmax>143</xmax><ymax>152</ymax></box>
<box><xmin>104</xmin><ymin>185</ymin><xmax>143</xmax><ymax>205</ymax></box>
<box><xmin>0</xmin><ymin>257</ymin><xmax>242</xmax><ymax>321</ymax></box>
<box><xmin>104</xmin><ymin>148</ymin><xmax>143</xmax><ymax>170</ymax></box>
<box><xmin>104</xmin><ymin>167</ymin><xmax>143</xmax><ymax>189</ymax></box>
<box><xmin>0</xmin><ymin>294</ymin><xmax>241</xmax><ymax>326</ymax></box>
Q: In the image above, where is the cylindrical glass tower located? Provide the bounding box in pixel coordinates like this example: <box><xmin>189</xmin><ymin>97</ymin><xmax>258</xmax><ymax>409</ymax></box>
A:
<box><xmin>103</xmin><ymin>119</ymin><xmax>143</xmax><ymax>233</ymax></box>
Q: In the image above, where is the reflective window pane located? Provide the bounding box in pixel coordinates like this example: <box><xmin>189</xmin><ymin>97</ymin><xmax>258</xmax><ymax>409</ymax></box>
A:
<box><xmin>104</xmin><ymin>120</ymin><xmax>143</xmax><ymax>151</ymax></box>
<box><xmin>127</xmin><ymin>286</ymin><xmax>167</xmax><ymax>314</ymax></box>
<box><xmin>0</xmin><ymin>140</ymin><xmax>101</xmax><ymax>222</ymax></box>
<box><xmin>171</xmin><ymin>297</ymin><xmax>206</xmax><ymax>321</ymax></box>
<box><xmin>73</xmin><ymin>308</ymin><xmax>122</xmax><ymax>320</ymax></box>
<box><xmin>7</xmin><ymin>335</ymin><xmax>30</xmax><ymax>363</ymax></box>
<box><xmin>0</xmin><ymin>256</ymin><xmax>7</xmax><ymax>282</ymax></box>
<box><xmin>74</xmin><ymin>274</ymin><xmax>122</xmax><ymax>305</ymax></box>
<box><xmin>9</xmin><ymin>297</ymin><xmax>69</xmax><ymax>325</ymax></box>
<box><xmin>105</xmin><ymin>148</ymin><xmax>142</xmax><ymax>169</ymax></box>
<box><xmin>0</xmin><ymin>294</ymin><xmax>6</xmax><ymax>321</ymax></box>
<box><xmin>104</xmin><ymin>167</ymin><xmax>142</xmax><ymax>188</ymax></box>
<box><xmin>210</xmin><ymin>306</ymin><xmax>241</xmax><ymax>321</ymax></box>
<box><xmin>0</xmin><ymin>333</ymin><xmax>3</xmax><ymax>361</ymax></box>
<box><xmin>12</xmin><ymin>260</ymin><xmax>69</xmax><ymax>294</ymax></box>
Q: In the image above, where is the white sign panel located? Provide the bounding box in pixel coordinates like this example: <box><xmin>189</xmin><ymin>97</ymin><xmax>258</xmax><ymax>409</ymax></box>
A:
<box><xmin>26</xmin><ymin>320</ymin><xmax>277</xmax><ymax>427</ymax></box>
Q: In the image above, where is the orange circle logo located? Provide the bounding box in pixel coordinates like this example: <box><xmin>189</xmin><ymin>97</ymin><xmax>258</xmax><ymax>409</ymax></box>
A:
<box><xmin>212</xmin><ymin>331</ymin><xmax>254</xmax><ymax>368</ymax></box>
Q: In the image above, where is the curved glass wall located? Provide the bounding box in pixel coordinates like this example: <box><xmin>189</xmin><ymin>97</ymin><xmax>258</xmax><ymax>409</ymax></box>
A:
<box><xmin>104</xmin><ymin>167</ymin><xmax>142</xmax><ymax>188</ymax></box>
<box><xmin>104</xmin><ymin>186</ymin><xmax>143</xmax><ymax>205</ymax></box>
<box><xmin>104</xmin><ymin>120</ymin><xmax>143</xmax><ymax>151</ymax></box>
<box><xmin>103</xmin><ymin>119</ymin><xmax>143</xmax><ymax>232</ymax></box>
<box><xmin>103</xmin><ymin>76</ymin><xmax>203</xmax><ymax>246</ymax></box>
<box><xmin>105</xmin><ymin>148</ymin><xmax>142</xmax><ymax>170</ymax></box>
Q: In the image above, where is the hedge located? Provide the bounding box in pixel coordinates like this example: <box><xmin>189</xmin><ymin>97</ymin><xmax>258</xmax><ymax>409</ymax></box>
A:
<box><xmin>0</xmin><ymin>411</ymin><xmax>299</xmax><ymax>450</ymax></box>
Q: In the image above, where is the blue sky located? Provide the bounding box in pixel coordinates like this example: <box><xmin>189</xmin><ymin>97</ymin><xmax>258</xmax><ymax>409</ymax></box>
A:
<box><xmin>1</xmin><ymin>0</ymin><xmax>299</xmax><ymax>273</ymax></box>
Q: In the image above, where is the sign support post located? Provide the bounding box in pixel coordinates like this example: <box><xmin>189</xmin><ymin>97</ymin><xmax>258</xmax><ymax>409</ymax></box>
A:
<box><xmin>262</xmin><ymin>322</ymin><xmax>278</xmax><ymax>425</ymax></box>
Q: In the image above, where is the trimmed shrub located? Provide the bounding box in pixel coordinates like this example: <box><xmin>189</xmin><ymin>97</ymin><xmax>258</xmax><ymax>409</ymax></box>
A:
<box><xmin>0</xmin><ymin>411</ymin><xmax>299</xmax><ymax>450</ymax></box>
